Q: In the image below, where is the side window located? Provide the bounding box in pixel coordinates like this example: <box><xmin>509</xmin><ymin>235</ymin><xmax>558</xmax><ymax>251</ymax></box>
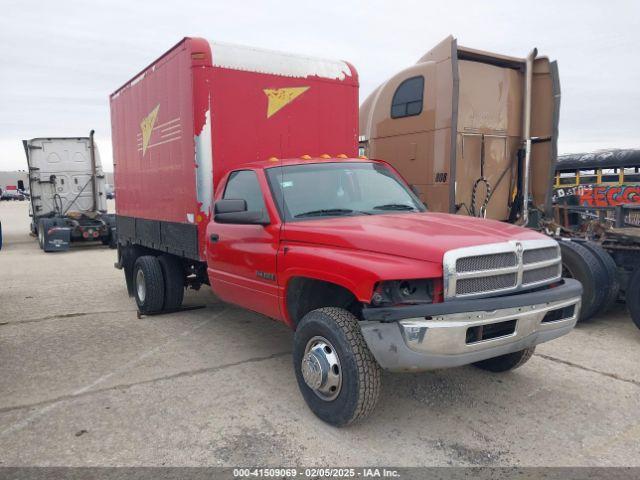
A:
<box><xmin>391</xmin><ymin>76</ymin><xmax>424</xmax><ymax>119</ymax></box>
<box><xmin>223</xmin><ymin>170</ymin><xmax>266</xmax><ymax>212</ymax></box>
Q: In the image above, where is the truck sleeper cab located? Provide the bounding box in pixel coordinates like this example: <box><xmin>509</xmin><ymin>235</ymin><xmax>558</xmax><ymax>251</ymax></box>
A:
<box><xmin>22</xmin><ymin>132</ymin><xmax>116</xmax><ymax>252</ymax></box>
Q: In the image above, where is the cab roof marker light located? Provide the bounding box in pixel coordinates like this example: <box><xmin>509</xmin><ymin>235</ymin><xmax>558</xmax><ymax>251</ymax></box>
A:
<box><xmin>337</xmin><ymin>154</ymin><xmax>348</xmax><ymax>158</ymax></box>
<box><xmin>320</xmin><ymin>154</ymin><xmax>331</xmax><ymax>159</ymax></box>
<box><xmin>359</xmin><ymin>155</ymin><xmax>368</xmax><ymax>159</ymax></box>
<box><xmin>268</xmin><ymin>157</ymin><xmax>279</xmax><ymax>162</ymax></box>
<box><xmin>300</xmin><ymin>154</ymin><xmax>312</xmax><ymax>160</ymax></box>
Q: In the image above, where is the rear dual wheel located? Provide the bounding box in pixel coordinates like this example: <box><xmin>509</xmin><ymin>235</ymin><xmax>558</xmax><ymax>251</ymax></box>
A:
<box><xmin>133</xmin><ymin>254</ymin><xmax>185</xmax><ymax>314</ymax></box>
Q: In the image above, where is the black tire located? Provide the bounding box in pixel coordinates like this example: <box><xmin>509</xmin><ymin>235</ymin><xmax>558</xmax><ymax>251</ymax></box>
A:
<box><xmin>133</xmin><ymin>256</ymin><xmax>165</xmax><ymax>314</ymax></box>
<box><xmin>626</xmin><ymin>268</ymin><xmax>640</xmax><ymax>330</ymax></box>
<box><xmin>574</xmin><ymin>240</ymin><xmax>619</xmax><ymax>313</ymax></box>
<box><xmin>37</xmin><ymin>219</ymin><xmax>49</xmax><ymax>251</ymax></box>
<box><xmin>158</xmin><ymin>255</ymin><xmax>184</xmax><ymax>310</ymax></box>
<box><xmin>473</xmin><ymin>346</ymin><xmax>536</xmax><ymax>372</ymax></box>
<box><xmin>293</xmin><ymin>307</ymin><xmax>381</xmax><ymax>427</ymax></box>
<box><xmin>559</xmin><ymin>240</ymin><xmax>607</xmax><ymax>321</ymax></box>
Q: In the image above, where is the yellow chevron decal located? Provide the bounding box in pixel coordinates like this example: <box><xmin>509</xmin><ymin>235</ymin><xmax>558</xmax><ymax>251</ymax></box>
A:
<box><xmin>264</xmin><ymin>87</ymin><xmax>309</xmax><ymax>118</ymax></box>
<box><xmin>140</xmin><ymin>104</ymin><xmax>160</xmax><ymax>155</ymax></box>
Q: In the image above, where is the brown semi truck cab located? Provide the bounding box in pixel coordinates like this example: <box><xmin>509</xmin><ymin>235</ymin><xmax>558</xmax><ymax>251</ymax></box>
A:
<box><xmin>360</xmin><ymin>35</ymin><xmax>560</xmax><ymax>224</ymax></box>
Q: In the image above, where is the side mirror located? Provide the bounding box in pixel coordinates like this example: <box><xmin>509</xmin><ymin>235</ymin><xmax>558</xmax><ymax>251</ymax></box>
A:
<box><xmin>215</xmin><ymin>198</ymin><xmax>247</xmax><ymax>214</ymax></box>
<box><xmin>214</xmin><ymin>199</ymin><xmax>269</xmax><ymax>225</ymax></box>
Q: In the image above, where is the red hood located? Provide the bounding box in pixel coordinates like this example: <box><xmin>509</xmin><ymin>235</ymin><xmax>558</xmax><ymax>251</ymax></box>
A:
<box><xmin>282</xmin><ymin>212</ymin><xmax>544</xmax><ymax>263</ymax></box>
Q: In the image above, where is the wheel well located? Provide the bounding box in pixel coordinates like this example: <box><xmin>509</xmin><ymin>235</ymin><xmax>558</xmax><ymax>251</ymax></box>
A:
<box><xmin>286</xmin><ymin>277</ymin><xmax>362</xmax><ymax>328</ymax></box>
<box><xmin>119</xmin><ymin>244</ymin><xmax>207</xmax><ymax>296</ymax></box>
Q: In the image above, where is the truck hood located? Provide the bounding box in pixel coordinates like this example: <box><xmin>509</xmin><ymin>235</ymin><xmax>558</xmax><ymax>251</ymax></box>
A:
<box><xmin>281</xmin><ymin>212</ymin><xmax>543</xmax><ymax>264</ymax></box>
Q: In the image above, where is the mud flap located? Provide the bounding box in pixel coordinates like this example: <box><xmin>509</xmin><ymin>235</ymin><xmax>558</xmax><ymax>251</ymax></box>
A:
<box><xmin>43</xmin><ymin>226</ymin><xmax>71</xmax><ymax>252</ymax></box>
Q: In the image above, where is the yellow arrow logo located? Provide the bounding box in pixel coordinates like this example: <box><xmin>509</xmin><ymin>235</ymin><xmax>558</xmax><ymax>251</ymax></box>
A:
<box><xmin>140</xmin><ymin>104</ymin><xmax>160</xmax><ymax>155</ymax></box>
<box><xmin>264</xmin><ymin>87</ymin><xmax>309</xmax><ymax>118</ymax></box>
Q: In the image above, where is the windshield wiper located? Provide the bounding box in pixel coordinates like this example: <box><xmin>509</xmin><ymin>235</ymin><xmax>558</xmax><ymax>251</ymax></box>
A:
<box><xmin>373</xmin><ymin>203</ymin><xmax>417</xmax><ymax>211</ymax></box>
<box><xmin>295</xmin><ymin>208</ymin><xmax>370</xmax><ymax>218</ymax></box>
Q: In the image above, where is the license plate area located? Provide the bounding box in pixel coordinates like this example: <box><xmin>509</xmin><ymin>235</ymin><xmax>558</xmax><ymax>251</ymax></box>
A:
<box><xmin>465</xmin><ymin>319</ymin><xmax>517</xmax><ymax>344</ymax></box>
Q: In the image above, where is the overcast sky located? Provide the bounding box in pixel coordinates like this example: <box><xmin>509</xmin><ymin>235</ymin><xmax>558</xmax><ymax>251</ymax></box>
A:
<box><xmin>1</xmin><ymin>0</ymin><xmax>638</xmax><ymax>172</ymax></box>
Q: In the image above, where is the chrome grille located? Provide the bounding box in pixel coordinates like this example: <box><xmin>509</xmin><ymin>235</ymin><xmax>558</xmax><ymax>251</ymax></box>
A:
<box><xmin>457</xmin><ymin>273</ymin><xmax>517</xmax><ymax>295</ymax></box>
<box><xmin>456</xmin><ymin>252</ymin><xmax>516</xmax><ymax>272</ymax></box>
<box><xmin>523</xmin><ymin>246</ymin><xmax>559</xmax><ymax>264</ymax></box>
<box><xmin>523</xmin><ymin>264</ymin><xmax>561</xmax><ymax>285</ymax></box>
<box><xmin>443</xmin><ymin>239</ymin><xmax>562</xmax><ymax>299</ymax></box>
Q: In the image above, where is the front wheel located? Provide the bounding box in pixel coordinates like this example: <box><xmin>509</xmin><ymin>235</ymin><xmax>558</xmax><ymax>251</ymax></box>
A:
<box><xmin>293</xmin><ymin>307</ymin><xmax>381</xmax><ymax>427</ymax></box>
<box><xmin>473</xmin><ymin>346</ymin><xmax>536</xmax><ymax>372</ymax></box>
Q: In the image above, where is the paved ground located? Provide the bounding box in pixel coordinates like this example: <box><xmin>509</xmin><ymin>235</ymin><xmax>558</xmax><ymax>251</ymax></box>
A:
<box><xmin>0</xmin><ymin>200</ymin><xmax>639</xmax><ymax>467</ymax></box>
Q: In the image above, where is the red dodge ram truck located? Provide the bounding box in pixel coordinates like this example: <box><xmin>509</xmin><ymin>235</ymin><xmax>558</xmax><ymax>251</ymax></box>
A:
<box><xmin>111</xmin><ymin>38</ymin><xmax>582</xmax><ymax>425</ymax></box>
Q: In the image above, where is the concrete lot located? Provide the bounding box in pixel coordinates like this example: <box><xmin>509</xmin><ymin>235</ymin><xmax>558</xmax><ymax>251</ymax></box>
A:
<box><xmin>0</xmin><ymin>200</ymin><xmax>639</xmax><ymax>467</ymax></box>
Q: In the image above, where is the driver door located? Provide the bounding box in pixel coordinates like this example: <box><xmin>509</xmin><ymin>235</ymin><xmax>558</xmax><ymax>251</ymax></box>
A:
<box><xmin>206</xmin><ymin>170</ymin><xmax>281</xmax><ymax>319</ymax></box>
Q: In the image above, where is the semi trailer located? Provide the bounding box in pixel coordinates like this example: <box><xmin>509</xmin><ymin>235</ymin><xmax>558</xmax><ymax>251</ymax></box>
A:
<box><xmin>359</xmin><ymin>35</ymin><xmax>617</xmax><ymax>323</ymax></box>
<box><xmin>23</xmin><ymin>132</ymin><xmax>116</xmax><ymax>252</ymax></box>
<box><xmin>111</xmin><ymin>37</ymin><xmax>582</xmax><ymax>425</ymax></box>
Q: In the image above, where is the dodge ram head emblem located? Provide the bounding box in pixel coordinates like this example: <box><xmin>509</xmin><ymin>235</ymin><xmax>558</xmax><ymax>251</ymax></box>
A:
<box><xmin>515</xmin><ymin>242</ymin><xmax>524</xmax><ymax>256</ymax></box>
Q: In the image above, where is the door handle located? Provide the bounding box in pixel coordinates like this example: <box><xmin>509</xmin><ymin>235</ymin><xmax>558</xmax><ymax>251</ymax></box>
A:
<box><xmin>210</xmin><ymin>233</ymin><xmax>219</xmax><ymax>243</ymax></box>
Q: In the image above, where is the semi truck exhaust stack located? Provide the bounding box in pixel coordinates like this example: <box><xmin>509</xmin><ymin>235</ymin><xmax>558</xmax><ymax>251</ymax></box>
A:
<box><xmin>519</xmin><ymin>48</ymin><xmax>538</xmax><ymax>226</ymax></box>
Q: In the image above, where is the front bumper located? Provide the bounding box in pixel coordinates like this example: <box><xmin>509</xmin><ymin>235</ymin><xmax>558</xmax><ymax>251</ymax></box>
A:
<box><xmin>360</xmin><ymin>278</ymin><xmax>582</xmax><ymax>372</ymax></box>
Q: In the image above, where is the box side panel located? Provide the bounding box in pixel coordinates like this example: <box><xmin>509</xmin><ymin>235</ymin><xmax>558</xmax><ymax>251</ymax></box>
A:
<box><xmin>209</xmin><ymin>68</ymin><xmax>358</xmax><ymax>189</ymax></box>
<box><xmin>110</xmin><ymin>39</ymin><xmax>206</xmax><ymax>260</ymax></box>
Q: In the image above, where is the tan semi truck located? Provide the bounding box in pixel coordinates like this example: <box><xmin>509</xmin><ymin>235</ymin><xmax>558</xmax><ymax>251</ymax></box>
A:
<box><xmin>360</xmin><ymin>36</ymin><xmax>618</xmax><ymax>322</ymax></box>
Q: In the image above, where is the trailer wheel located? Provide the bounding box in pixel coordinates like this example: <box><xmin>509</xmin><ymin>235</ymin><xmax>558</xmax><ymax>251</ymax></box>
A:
<box><xmin>574</xmin><ymin>240</ymin><xmax>619</xmax><ymax>313</ymax></box>
<box><xmin>473</xmin><ymin>346</ymin><xmax>536</xmax><ymax>372</ymax></box>
<box><xmin>626</xmin><ymin>268</ymin><xmax>640</xmax><ymax>330</ymax></box>
<box><xmin>293</xmin><ymin>307</ymin><xmax>381</xmax><ymax>426</ymax></box>
<box><xmin>158</xmin><ymin>255</ymin><xmax>184</xmax><ymax>311</ymax></box>
<box><xmin>559</xmin><ymin>240</ymin><xmax>607</xmax><ymax>321</ymax></box>
<box><xmin>133</xmin><ymin>256</ymin><xmax>165</xmax><ymax>314</ymax></box>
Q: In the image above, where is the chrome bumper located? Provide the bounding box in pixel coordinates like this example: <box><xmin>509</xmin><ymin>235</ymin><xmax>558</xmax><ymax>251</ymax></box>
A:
<box><xmin>360</xmin><ymin>279</ymin><xmax>582</xmax><ymax>372</ymax></box>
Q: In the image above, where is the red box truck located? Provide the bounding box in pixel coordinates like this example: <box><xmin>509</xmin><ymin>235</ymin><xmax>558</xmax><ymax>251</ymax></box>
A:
<box><xmin>111</xmin><ymin>38</ymin><xmax>582</xmax><ymax>426</ymax></box>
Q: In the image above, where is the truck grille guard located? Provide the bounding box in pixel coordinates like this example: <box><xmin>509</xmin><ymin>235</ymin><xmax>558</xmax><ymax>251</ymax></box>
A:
<box><xmin>442</xmin><ymin>238</ymin><xmax>562</xmax><ymax>300</ymax></box>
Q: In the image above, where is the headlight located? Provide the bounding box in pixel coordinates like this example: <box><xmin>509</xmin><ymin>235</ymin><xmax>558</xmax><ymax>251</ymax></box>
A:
<box><xmin>371</xmin><ymin>279</ymin><xmax>435</xmax><ymax>306</ymax></box>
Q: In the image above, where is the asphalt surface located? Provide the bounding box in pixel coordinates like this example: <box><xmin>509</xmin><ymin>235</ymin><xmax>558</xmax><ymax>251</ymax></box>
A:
<box><xmin>0</xmin><ymin>200</ymin><xmax>639</xmax><ymax>467</ymax></box>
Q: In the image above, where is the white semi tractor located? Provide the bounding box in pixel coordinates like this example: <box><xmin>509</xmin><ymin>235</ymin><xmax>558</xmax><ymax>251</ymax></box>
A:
<box><xmin>22</xmin><ymin>131</ymin><xmax>116</xmax><ymax>252</ymax></box>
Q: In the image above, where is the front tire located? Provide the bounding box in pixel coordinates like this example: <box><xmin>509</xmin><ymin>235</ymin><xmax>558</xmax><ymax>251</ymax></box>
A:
<box><xmin>133</xmin><ymin>256</ymin><xmax>165</xmax><ymax>314</ymax></box>
<box><xmin>473</xmin><ymin>346</ymin><xmax>535</xmax><ymax>372</ymax></box>
<box><xmin>293</xmin><ymin>307</ymin><xmax>381</xmax><ymax>426</ymax></box>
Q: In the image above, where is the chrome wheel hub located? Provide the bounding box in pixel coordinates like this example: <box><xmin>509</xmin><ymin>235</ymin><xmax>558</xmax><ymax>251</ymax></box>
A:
<box><xmin>301</xmin><ymin>336</ymin><xmax>342</xmax><ymax>401</ymax></box>
<box><xmin>136</xmin><ymin>269</ymin><xmax>146</xmax><ymax>303</ymax></box>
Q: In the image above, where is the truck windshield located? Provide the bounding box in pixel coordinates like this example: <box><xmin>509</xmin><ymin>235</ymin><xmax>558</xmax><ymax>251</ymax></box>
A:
<box><xmin>266</xmin><ymin>162</ymin><xmax>426</xmax><ymax>222</ymax></box>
